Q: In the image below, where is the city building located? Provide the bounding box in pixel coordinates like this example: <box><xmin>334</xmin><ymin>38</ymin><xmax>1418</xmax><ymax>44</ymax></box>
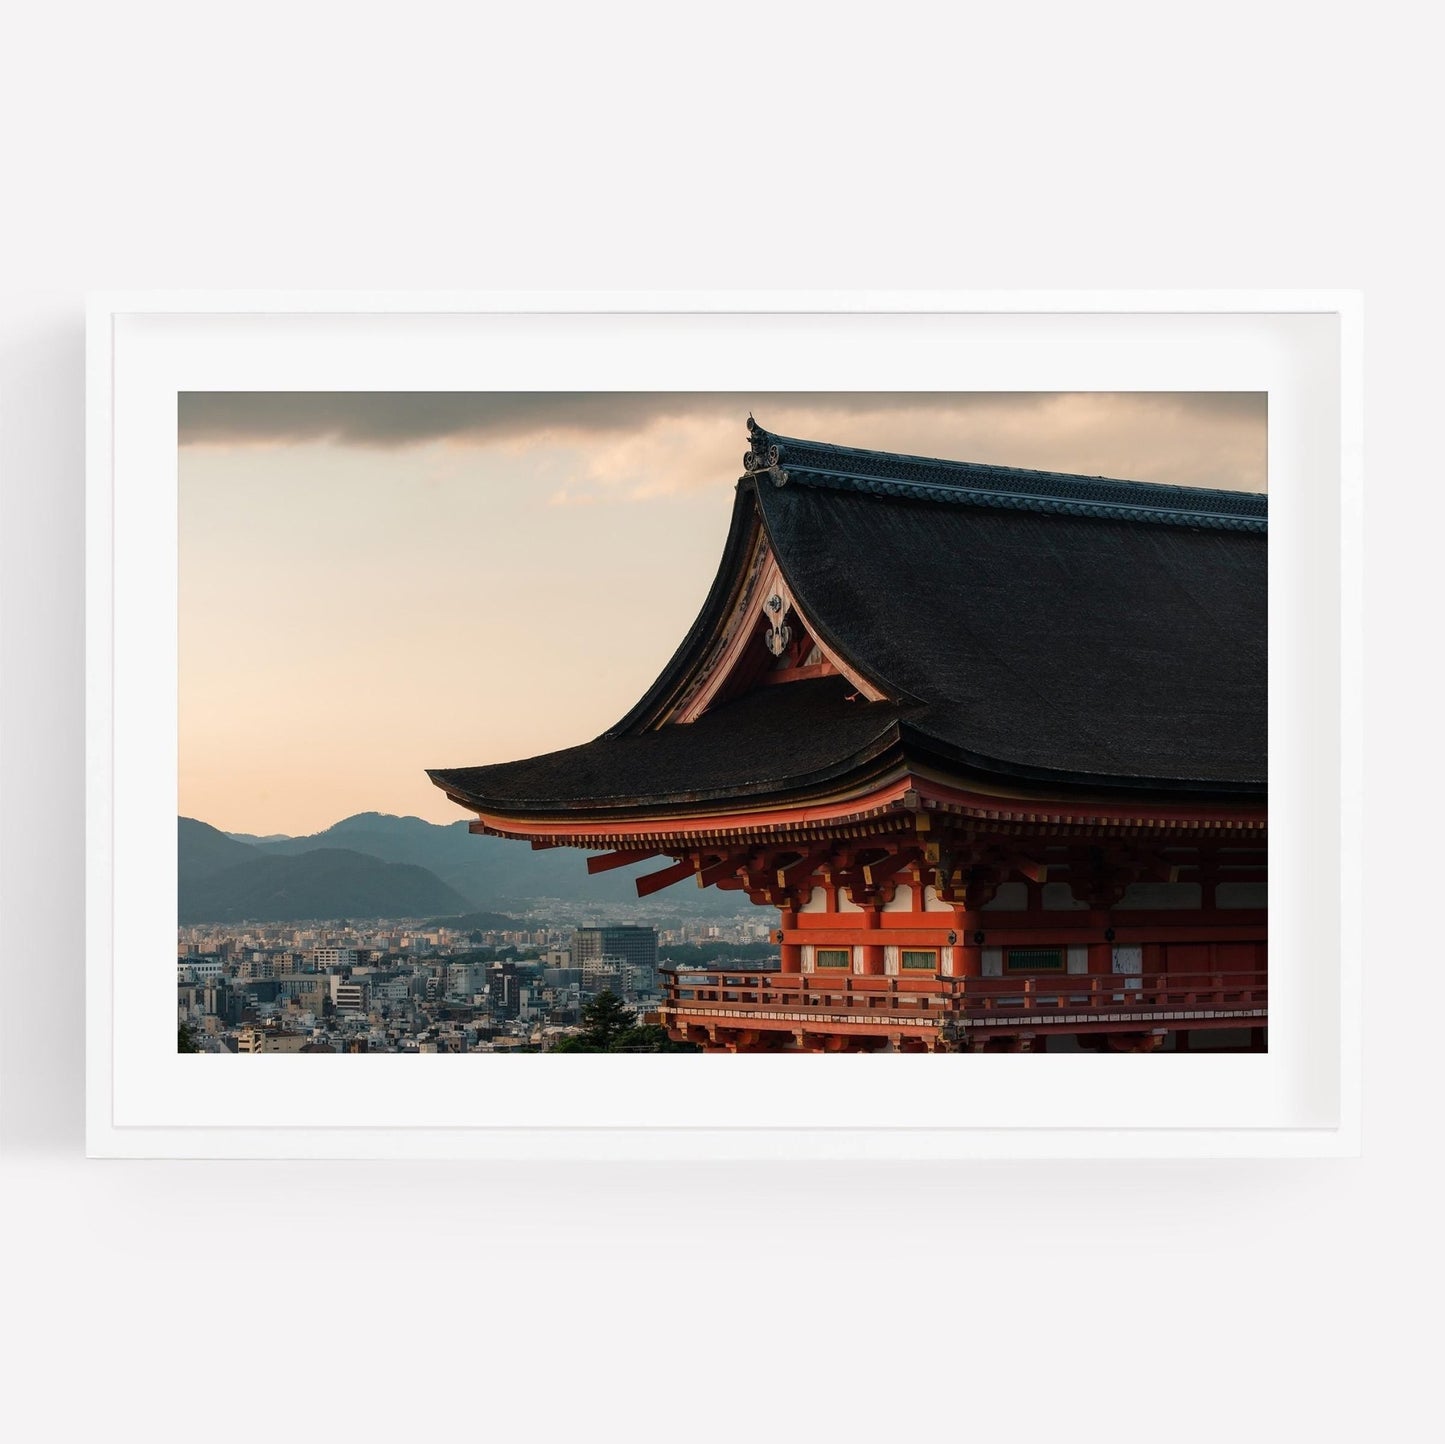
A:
<box><xmin>489</xmin><ymin>962</ymin><xmax>520</xmax><ymax>1019</ymax></box>
<box><xmin>579</xmin><ymin>959</ymin><xmax>622</xmax><ymax>999</ymax></box>
<box><xmin>236</xmin><ymin>1027</ymin><xmax>310</xmax><ymax>1054</ymax></box>
<box><xmin>375</xmin><ymin>975</ymin><xmax>414</xmax><ymax>1004</ymax></box>
<box><xmin>331</xmin><ymin>979</ymin><xmax>368</xmax><ymax>1014</ymax></box>
<box><xmin>572</xmin><ymin>925</ymin><xmax>657</xmax><ymax>973</ymax></box>
<box><xmin>573</xmin><ymin>926</ymin><xmax>658</xmax><ymax>999</ymax></box>
<box><xmin>446</xmin><ymin>960</ymin><xmax>485</xmax><ymax>999</ymax></box>
<box><xmin>430</xmin><ymin>420</ymin><xmax>1267</xmax><ymax>1053</ymax></box>
<box><xmin>177</xmin><ymin>958</ymin><xmax>225</xmax><ymax>984</ymax></box>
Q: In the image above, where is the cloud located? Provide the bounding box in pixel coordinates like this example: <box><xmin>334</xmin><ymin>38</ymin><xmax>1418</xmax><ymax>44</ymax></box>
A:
<box><xmin>179</xmin><ymin>391</ymin><xmax>667</xmax><ymax>448</ymax></box>
<box><xmin>180</xmin><ymin>391</ymin><xmax>1267</xmax><ymax>493</ymax></box>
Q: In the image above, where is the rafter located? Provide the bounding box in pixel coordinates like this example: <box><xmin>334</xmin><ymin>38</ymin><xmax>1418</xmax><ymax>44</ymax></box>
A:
<box><xmin>634</xmin><ymin>857</ymin><xmax>700</xmax><ymax>897</ymax></box>
<box><xmin>697</xmin><ymin>854</ymin><xmax>747</xmax><ymax>888</ymax></box>
<box><xmin>585</xmin><ymin>848</ymin><xmax>663</xmax><ymax>875</ymax></box>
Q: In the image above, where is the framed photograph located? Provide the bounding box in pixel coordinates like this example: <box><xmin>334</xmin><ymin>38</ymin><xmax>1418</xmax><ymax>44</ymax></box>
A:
<box><xmin>86</xmin><ymin>293</ymin><xmax>1361</xmax><ymax>1157</ymax></box>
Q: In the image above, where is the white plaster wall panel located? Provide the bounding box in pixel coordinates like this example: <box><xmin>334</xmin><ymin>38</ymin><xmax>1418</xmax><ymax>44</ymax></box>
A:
<box><xmin>1043</xmin><ymin>882</ymin><xmax>1089</xmax><ymax>911</ymax></box>
<box><xmin>923</xmin><ymin>885</ymin><xmax>953</xmax><ymax>913</ymax></box>
<box><xmin>883</xmin><ymin>883</ymin><xmax>914</xmax><ymax>914</ymax></box>
<box><xmin>984</xmin><ymin>882</ymin><xmax>1028</xmax><ymax>911</ymax></box>
<box><xmin>1112</xmin><ymin>945</ymin><xmax>1144</xmax><ymax>975</ymax></box>
<box><xmin>799</xmin><ymin>885</ymin><xmax>828</xmax><ymax>914</ymax></box>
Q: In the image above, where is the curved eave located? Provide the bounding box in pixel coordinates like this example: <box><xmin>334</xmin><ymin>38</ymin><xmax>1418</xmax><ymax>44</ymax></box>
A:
<box><xmin>895</xmin><ymin>721</ymin><xmax>1268</xmax><ymax>802</ymax></box>
<box><xmin>426</xmin><ymin>719</ymin><xmax>910</xmax><ymax>822</ymax></box>
<box><xmin>427</xmin><ymin>735</ymin><xmax>1267</xmax><ymax>833</ymax></box>
<box><xmin>604</xmin><ymin>485</ymin><xmax>767</xmax><ymax>736</ymax></box>
<box><xmin>439</xmin><ymin>772</ymin><xmax>1267</xmax><ymax>852</ymax></box>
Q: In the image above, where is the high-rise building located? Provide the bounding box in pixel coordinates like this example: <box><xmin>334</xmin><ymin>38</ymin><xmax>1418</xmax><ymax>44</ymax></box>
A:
<box><xmin>572</xmin><ymin>927</ymin><xmax>657</xmax><ymax>980</ymax></box>
<box><xmin>489</xmin><ymin>961</ymin><xmax>520</xmax><ymax>1019</ymax></box>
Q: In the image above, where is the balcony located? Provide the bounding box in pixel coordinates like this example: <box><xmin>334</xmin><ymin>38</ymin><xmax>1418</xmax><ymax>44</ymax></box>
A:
<box><xmin>659</xmin><ymin>968</ymin><xmax>1268</xmax><ymax>1042</ymax></box>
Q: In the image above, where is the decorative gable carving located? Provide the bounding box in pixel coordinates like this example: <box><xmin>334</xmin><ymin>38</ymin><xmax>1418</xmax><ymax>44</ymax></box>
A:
<box><xmin>668</xmin><ymin>535</ymin><xmax>883</xmax><ymax>725</ymax></box>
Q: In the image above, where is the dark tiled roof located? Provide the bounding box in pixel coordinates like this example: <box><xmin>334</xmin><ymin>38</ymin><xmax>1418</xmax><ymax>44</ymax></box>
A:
<box><xmin>759</xmin><ymin>482</ymin><xmax>1266</xmax><ymax>788</ymax></box>
<box><xmin>431</xmin><ymin>422</ymin><xmax>1266</xmax><ymax>817</ymax></box>
<box><xmin>746</xmin><ymin>420</ymin><xmax>1267</xmax><ymax>533</ymax></box>
<box><xmin>430</xmin><ymin>677</ymin><xmax>910</xmax><ymax>816</ymax></box>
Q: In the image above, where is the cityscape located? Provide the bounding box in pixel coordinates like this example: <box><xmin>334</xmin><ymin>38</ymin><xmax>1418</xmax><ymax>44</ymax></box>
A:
<box><xmin>179</xmin><ymin>396</ymin><xmax>1267</xmax><ymax>1055</ymax></box>
<box><xmin>178</xmin><ymin>909</ymin><xmax>775</xmax><ymax>1054</ymax></box>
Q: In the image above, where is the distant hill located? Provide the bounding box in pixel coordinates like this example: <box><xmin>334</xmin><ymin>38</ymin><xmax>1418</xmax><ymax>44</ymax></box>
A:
<box><xmin>179</xmin><ymin>846</ymin><xmax>471</xmax><ymax>924</ymax></box>
<box><xmin>243</xmin><ymin>811</ymin><xmax>738</xmax><ymax>913</ymax></box>
<box><xmin>179</xmin><ymin>818</ymin><xmax>265</xmax><ymax>881</ymax></box>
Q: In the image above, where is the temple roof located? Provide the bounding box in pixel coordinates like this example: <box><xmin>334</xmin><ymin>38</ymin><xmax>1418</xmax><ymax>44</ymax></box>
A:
<box><xmin>740</xmin><ymin>424</ymin><xmax>1267</xmax><ymax>533</ymax></box>
<box><xmin>432</xmin><ymin>675</ymin><xmax>912</xmax><ymax>817</ymax></box>
<box><xmin>429</xmin><ymin>421</ymin><xmax>1267</xmax><ymax>823</ymax></box>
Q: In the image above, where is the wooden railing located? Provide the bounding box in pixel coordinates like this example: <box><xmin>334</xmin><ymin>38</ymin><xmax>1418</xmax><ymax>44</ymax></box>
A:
<box><xmin>955</xmin><ymin>970</ymin><xmax>1266</xmax><ymax>1016</ymax></box>
<box><xmin>660</xmin><ymin>968</ymin><xmax>1267</xmax><ymax>1027</ymax></box>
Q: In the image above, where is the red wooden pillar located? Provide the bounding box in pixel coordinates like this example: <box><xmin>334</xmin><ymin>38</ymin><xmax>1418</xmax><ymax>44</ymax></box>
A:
<box><xmin>1087</xmin><ymin>913</ymin><xmax>1112</xmax><ymax>975</ymax></box>
<box><xmin>778</xmin><ymin>907</ymin><xmax>801</xmax><ymax>973</ymax></box>
<box><xmin>956</xmin><ymin>912</ymin><xmax>984</xmax><ymax>977</ymax></box>
<box><xmin>861</xmin><ymin>905</ymin><xmax>885</xmax><ymax>975</ymax></box>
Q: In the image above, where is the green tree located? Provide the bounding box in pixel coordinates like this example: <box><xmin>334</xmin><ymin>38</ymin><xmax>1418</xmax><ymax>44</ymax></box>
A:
<box><xmin>178</xmin><ymin>1021</ymin><xmax>199</xmax><ymax>1053</ymax></box>
<box><xmin>550</xmin><ymin>990</ymin><xmax>700</xmax><ymax>1053</ymax></box>
<box><xmin>576</xmin><ymin>989</ymin><xmax>633</xmax><ymax>1049</ymax></box>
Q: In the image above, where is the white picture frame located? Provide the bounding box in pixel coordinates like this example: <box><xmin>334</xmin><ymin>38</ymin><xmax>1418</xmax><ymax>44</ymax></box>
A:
<box><xmin>86</xmin><ymin>292</ymin><xmax>1362</xmax><ymax>1158</ymax></box>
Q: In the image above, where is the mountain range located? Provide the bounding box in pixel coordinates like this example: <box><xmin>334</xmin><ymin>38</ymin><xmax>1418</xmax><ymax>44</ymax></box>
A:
<box><xmin>178</xmin><ymin>812</ymin><xmax>737</xmax><ymax>923</ymax></box>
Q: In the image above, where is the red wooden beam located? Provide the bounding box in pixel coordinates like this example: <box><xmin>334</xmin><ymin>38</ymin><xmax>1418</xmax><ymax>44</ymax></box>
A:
<box><xmin>635</xmin><ymin>857</ymin><xmax>700</xmax><ymax>898</ymax></box>
<box><xmin>861</xmin><ymin>848</ymin><xmax>920</xmax><ymax>886</ymax></box>
<box><xmin>777</xmin><ymin>849</ymin><xmax>834</xmax><ymax>890</ymax></box>
<box><xmin>698</xmin><ymin>855</ymin><xmax>746</xmax><ymax>888</ymax></box>
<box><xmin>1138</xmin><ymin>852</ymin><xmax>1182</xmax><ymax>884</ymax></box>
<box><xmin>1008</xmin><ymin>854</ymin><xmax>1050</xmax><ymax>885</ymax></box>
<box><xmin>586</xmin><ymin>848</ymin><xmax>662</xmax><ymax>875</ymax></box>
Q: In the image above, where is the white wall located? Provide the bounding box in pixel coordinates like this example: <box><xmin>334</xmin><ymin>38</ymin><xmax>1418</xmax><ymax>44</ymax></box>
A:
<box><xmin>0</xmin><ymin>7</ymin><xmax>1423</xmax><ymax>1443</ymax></box>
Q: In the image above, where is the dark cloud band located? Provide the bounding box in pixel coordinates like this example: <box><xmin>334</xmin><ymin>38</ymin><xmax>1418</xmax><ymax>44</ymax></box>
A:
<box><xmin>179</xmin><ymin>391</ymin><xmax>1265</xmax><ymax>449</ymax></box>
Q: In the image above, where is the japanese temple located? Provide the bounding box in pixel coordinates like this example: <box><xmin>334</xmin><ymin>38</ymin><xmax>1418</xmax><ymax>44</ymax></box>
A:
<box><xmin>429</xmin><ymin>419</ymin><xmax>1267</xmax><ymax>1053</ymax></box>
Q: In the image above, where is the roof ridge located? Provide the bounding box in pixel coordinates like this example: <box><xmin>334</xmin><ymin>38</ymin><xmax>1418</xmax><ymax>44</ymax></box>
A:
<box><xmin>743</xmin><ymin>419</ymin><xmax>1267</xmax><ymax>533</ymax></box>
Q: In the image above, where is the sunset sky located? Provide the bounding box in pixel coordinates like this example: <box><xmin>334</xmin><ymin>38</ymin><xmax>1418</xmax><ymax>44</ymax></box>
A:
<box><xmin>179</xmin><ymin>392</ymin><xmax>1267</xmax><ymax>836</ymax></box>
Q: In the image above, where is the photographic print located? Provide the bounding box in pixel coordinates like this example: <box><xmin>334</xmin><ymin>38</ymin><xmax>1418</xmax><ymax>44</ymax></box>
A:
<box><xmin>177</xmin><ymin>390</ymin><xmax>1267</xmax><ymax>1058</ymax></box>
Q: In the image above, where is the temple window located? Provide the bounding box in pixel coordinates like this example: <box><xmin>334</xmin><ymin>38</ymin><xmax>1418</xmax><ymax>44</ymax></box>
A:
<box><xmin>1005</xmin><ymin>947</ymin><xmax>1065</xmax><ymax>973</ymax></box>
<box><xmin>815</xmin><ymin>948</ymin><xmax>851</xmax><ymax>969</ymax></box>
<box><xmin>900</xmin><ymin>949</ymin><xmax>938</xmax><ymax>971</ymax></box>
